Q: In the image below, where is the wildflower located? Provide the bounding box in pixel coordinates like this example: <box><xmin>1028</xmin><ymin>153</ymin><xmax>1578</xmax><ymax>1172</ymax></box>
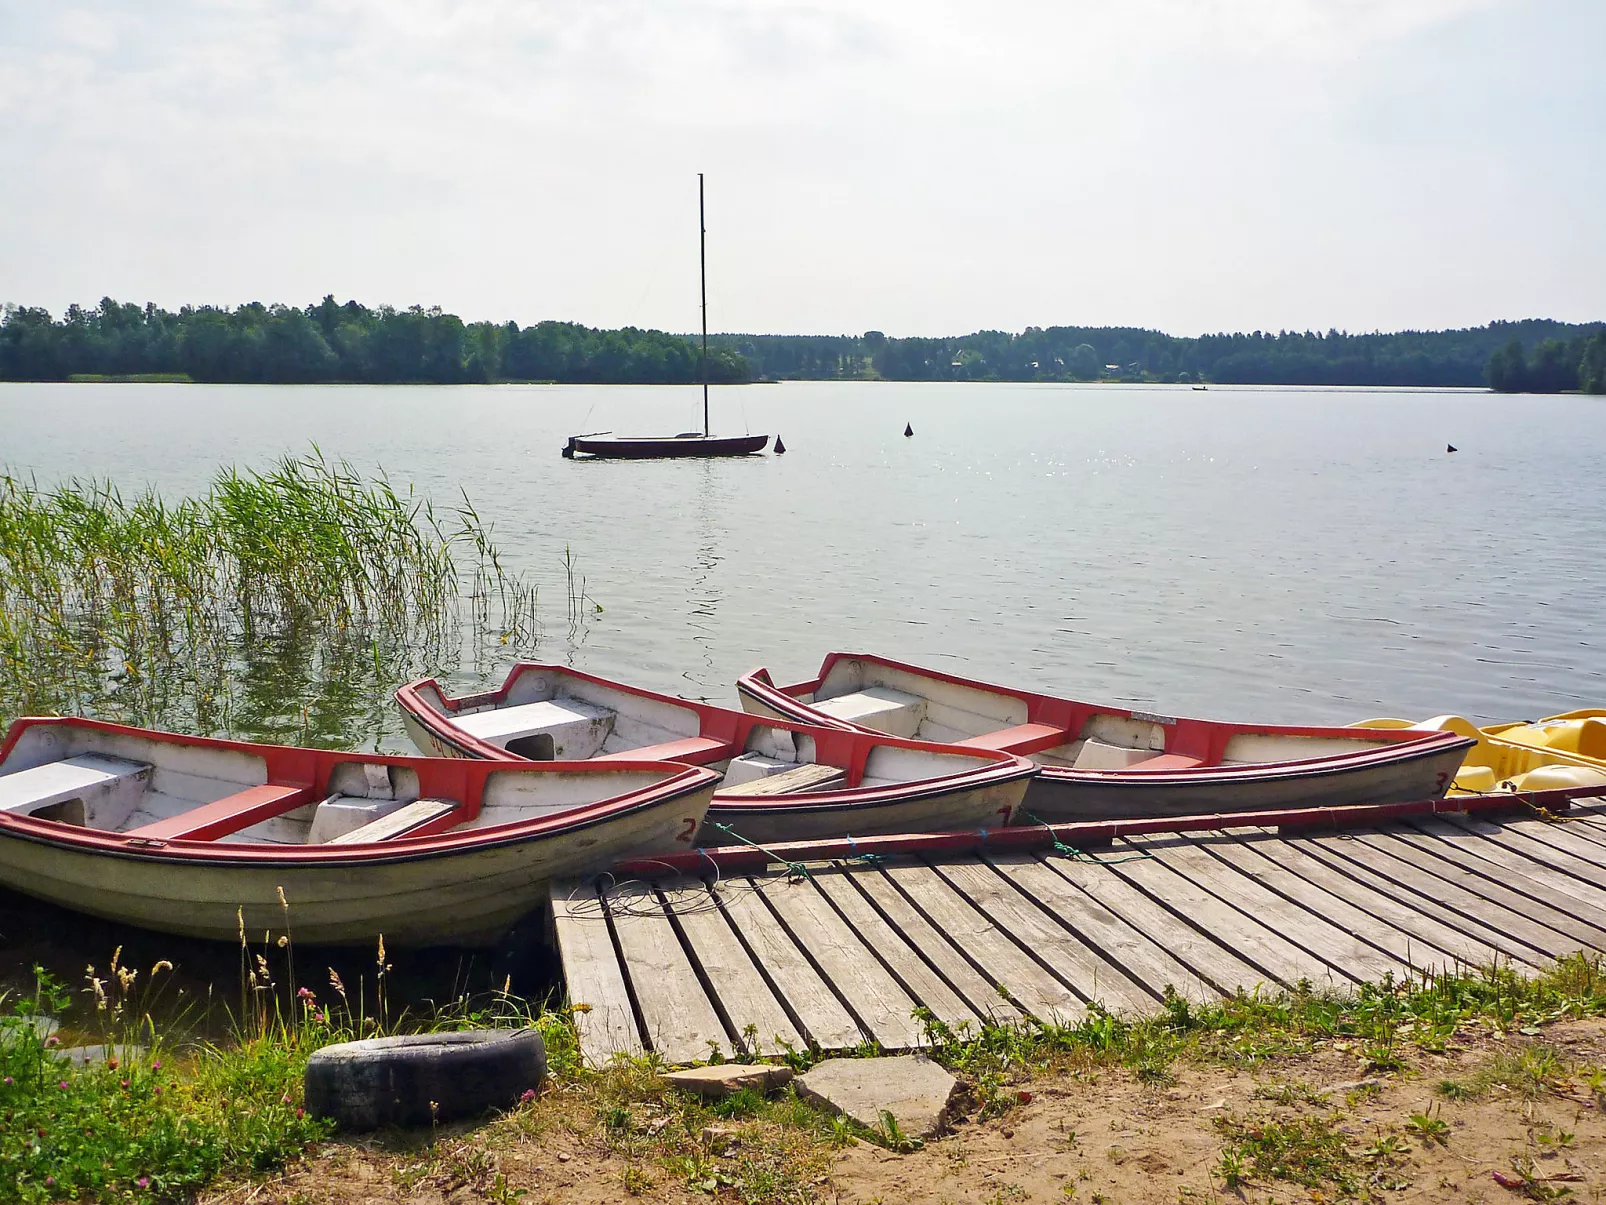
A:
<box><xmin>520</xmin><ymin>1088</ymin><xmax>537</xmax><ymax>1104</ymax></box>
<box><xmin>297</xmin><ymin>986</ymin><xmax>315</xmax><ymax>1000</ymax></box>
<box><xmin>44</xmin><ymin>1177</ymin><xmax>54</xmax><ymax>1187</ymax></box>
<box><xmin>282</xmin><ymin>1095</ymin><xmax>292</xmax><ymax>1105</ymax></box>
<box><xmin>59</xmin><ymin>1081</ymin><xmax>69</xmax><ymax>1089</ymax></box>
<box><xmin>296</xmin><ymin>1107</ymin><xmax>305</xmax><ymax>1119</ymax></box>
<box><xmin>3</xmin><ymin>1077</ymin><xmax>12</xmax><ymax>1085</ymax></box>
<box><xmin>151</xmin><ymin>1059</ymin><xmax>162</xmax><ymax>1071</ymax></box>
<box><xmin>137</xmin><ymin>1176</ymin><xmax>150</xmax><ymax>1188</ymax></box>
<box><xmin>314</xmin><ymin>1011</ymin><xmax>326</xmax><ymax>1024</ymax></box>
<box><xmin>120</xmin><ymin>1079</ymin><xmax>129</xmax><ymax>1089</ymax></box>
<box><xmin>107</xmin><ymin>1057</ymin><xmax>118</xmax><ymax>1070</ymax></box>
<box><xmin>44</xmin><ymin>1034</ymin><xmax>59</xmax><ymax>1047</ymax></box>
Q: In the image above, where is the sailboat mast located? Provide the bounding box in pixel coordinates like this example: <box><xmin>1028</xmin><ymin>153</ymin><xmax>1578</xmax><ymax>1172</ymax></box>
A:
<box><xmin>699</xmin><ymin>172</ymin><xmax>709</xmax><ymax>438</ymax></box>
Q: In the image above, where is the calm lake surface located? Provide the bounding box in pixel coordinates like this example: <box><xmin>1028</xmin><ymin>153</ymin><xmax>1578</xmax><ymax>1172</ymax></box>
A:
<box><xmin>3</xmin><ymin>379</ymin><xmax>1602</xmax><ymax>728</ymax></box>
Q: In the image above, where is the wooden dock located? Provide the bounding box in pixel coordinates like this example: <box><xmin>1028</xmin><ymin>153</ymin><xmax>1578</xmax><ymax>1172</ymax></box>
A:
<box><xmin>552</xmin><ymin>801</ymin><xmax>1606</xmax><ymax>1067</ymax></box>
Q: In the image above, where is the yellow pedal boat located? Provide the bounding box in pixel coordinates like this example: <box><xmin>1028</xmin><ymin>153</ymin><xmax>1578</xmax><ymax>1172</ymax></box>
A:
<box><xmin>1353</xmin><ymin>711</ymin><xmax>1606</xmax><ymax>795</ymax></box>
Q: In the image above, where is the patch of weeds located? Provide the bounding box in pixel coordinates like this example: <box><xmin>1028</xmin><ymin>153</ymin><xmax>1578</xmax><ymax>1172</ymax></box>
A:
<box><xmin>1406</xmin><ymin>1104</ymin><xmax>1450</xmax><ymax>1146</ymax></box>
<box><xmin>707</xmin><ymin>1085</ymin><xmax>766</xmax><ymax>1119</ymax></box>
<box><xmin>1465</xmin><ymin>1044</ymin><xmax>1571</xmax><ymax>1100</ymax></box>
<box><xmin>875</xmin><ymin>1109</ymin><xmax>924</xmax><ymax>1153</ymax></box>
<box><xmin>1254</xmin><ymin>1080</ymin><xmax>1330</xmax><ymax>1107</ymax></box>
<box><xmin>621</xmin><ymin>1163</ymin><xmax>654</xmax><ymax>1194</ymax></box>
<box><xmin>1435</xmin><ymin>1077</ymin><xmax>1472</xmax><ymax>1100</ymax></box>
<box><xmin>1212</xmin><ymin>1111</ymin><xmax>1359</xmax><ymax>1194</ymax></box>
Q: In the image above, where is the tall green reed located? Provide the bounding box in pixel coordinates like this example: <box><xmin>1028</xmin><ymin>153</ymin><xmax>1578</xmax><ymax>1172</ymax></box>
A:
<box><xmin>0</xmin><ymin>450</ymin><xmax>551</xmax><ymax>745</ymax></box>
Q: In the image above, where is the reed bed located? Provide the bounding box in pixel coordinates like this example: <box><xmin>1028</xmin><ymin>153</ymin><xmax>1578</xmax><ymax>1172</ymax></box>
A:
<box><xmin>0</xmin><ymin>451</ymin><xmax>547</xmax><ymax>744</ymax></box>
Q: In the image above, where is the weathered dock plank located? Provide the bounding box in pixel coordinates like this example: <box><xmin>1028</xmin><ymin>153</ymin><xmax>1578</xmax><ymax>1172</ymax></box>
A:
<box><xmin>881</xmin><ymin>862</ymin><xmax>1084</xmax><ymax>1022</ymax></box>
<box><xmin>812</xmin><ymin>866</ymin><xmax>982</xmax><ymax>1033</ymax></box>
<box><xmin>607</xmin><ymin>881</ymin><xmax>729</xmax><ymax>1064</ymax></box>
<box><xmin>657</xmin><ymin>880</ymin><xmax>803</xmax><ymax>1056</ymax></box>
<box><xmin>1202</xmin><ymin>832</ymin><xmax>1462</xmax><ymax>974</ymax></box>
<box><xmin>1106</xmin><ymin>838</ymin><xmax>1346</xmax><ymax>988</ymax></box>
<box><xmin>984</xmin><ymin>852</ymin><xmax>1222</xmax><ymax>1005</ymax></box>
<box><xmin>848</xmin><ymin>867</ymin><xmax>1024</xmax><ymax>1025</ymax></box>
<box><xmin>932</xmin><ymin>858</ymin><xmax>1155</xmax><ymax>1013</ymax></box>
<box><xmin>1034</xmin><ymin>851</ymin><xmax>1268</xmax><ymax>996</ymax></box>
<box><xmin>716</xmin><ymin>877</ymin><xmax>863</xmax><ymax>1051</ymax></box>
<box><xmin>558</xmin><ymin>814</ymin><xmax>1606</xmax><ymax>1066</ymax></box>
<box><xmin>758</xmin><ymin>871</ymin><xmax>925</xmax><ymax>1051</ymax></box>
<box><xmin>1238</xmin><ymin>832</ymin><xmax>1506</xmax><ymax>970</ymax></box>
<box><xmin>550</xmin><ymin>881</ymin><xmax>643</xmax><ymax>1067</ymax></box>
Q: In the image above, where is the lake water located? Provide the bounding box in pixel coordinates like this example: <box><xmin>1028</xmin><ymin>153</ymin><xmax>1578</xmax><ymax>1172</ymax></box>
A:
<box><xmin>3</xmin><ymin>379</ymin><xmax>1602</xmax><ymax>730</ymax></box>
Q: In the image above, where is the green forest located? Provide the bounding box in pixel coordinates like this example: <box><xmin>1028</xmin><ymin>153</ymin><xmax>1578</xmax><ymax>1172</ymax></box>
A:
<box><xmin>712</xmin><ymin>321</ymin><xmax>1606</xmax><ymax>392</ymax></box>
<box><xmin>1</xmin><ymin>298</ymin><xmax>1602</xmax><ymax>392</ymax></box>
<box><xmin>0</xmin><ymin>297</ymin><xmax>751</xmax><ymax>385</ymax></box>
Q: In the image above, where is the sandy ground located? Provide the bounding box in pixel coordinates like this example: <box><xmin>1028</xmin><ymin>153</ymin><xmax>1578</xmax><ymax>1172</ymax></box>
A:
<box><xmin>209</xmin><ymin>1019</ymin><xmax>1606</xmax><ymax>1205</ymax></box>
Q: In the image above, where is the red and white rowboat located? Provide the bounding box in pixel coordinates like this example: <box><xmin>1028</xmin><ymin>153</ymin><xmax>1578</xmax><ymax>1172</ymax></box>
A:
<box><xmin>736</xmin><ymin>653</ymin><xmax>1475</xmax><ymax>822</ymax></box>
<box><xmin>396</xmin><ymin>664</ymin><xmax>1037</xmax><ymax>844</ymax></box>
<box><xmin>0</xmin><ymin>717</ymin><xmax>717</xmax><ymax>946</ymax></box>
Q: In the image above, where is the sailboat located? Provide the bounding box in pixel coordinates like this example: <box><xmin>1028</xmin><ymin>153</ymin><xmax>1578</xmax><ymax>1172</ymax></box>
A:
<box><xmin>563</xmin><ymin>175</ymin><xmax>770</xmax><ymax>459</ymax></box>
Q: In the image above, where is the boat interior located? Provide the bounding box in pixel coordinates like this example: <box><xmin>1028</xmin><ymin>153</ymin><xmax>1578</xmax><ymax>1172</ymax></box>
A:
<box><xmin>796</xmin><ymin>658</ymin><xmax>1396</xmax><ymax>771</ymax></box>
<box><xmin>412</xmin><ymin>667</ymin><xmax>999</xmax><ymax>795</ymax></box>
<box><xmin>0</xmin><ymin>723</ymin><xmax>674</xmax><ymax>846</ymax></box>
<box><xmin>1356</xmin><ymin>715</ymin><xmax>1606</xmax><ymax>795</ymax></box>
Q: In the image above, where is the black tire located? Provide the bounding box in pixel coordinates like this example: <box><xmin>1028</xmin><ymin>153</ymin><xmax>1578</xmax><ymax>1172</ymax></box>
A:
<box><xmin>304</xmin><ymin>1028</ymin><xmax>546</xmax><ymax>1131</ymax></box>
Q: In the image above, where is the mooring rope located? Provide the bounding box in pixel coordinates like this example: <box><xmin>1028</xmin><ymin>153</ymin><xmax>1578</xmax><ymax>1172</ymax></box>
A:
<box><xmin>1025</xmin><ymin>811</ymin><xmax>1157</xmax><ymax>864</ymax></box>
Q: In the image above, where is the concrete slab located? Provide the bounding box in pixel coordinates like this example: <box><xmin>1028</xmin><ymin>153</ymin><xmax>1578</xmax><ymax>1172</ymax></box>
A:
<box><xmin>661</xmin><ymin>1063</ymin><xmax>794</xmax><ymax>1098</ymax></box>
<box><xmin>796</xmin><ymin>1055</ymin><xmax>961</xmax><ymax>1143</ymax></box>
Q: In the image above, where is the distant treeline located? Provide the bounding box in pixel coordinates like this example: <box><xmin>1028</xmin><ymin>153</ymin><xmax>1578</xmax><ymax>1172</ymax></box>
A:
<box><xmin>3</xmin><ymin>299</ymin><xmax>1604</xmax><ymax>392</ymax></box>
<box><xmin>0</xmin><ymin>297</ymin><xmax>751</xmax><ymax>385</ymax></box>
<box><xmin>1488</xmin><ymin>333</ymin><xmax>1606</xmax><ymax>394</ymax></box>
<box><xmin>712</xmin><ymin>320</ymin><xmax>1606</xmax><ymax>392</ymax></box>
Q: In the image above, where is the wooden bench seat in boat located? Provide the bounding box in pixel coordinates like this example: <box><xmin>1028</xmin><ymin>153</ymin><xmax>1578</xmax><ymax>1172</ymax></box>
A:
<box><xmin>0</xmin><ymin>755</ymin><xmax>152</xmax><ymax>821</ymax></box>
<box><xmin>593</xmin><ymin>736</ymin><xmax>727</xmax><ymax>764</ymax></box>
<box><xmin>717</xmin><ymin>762</ymin><xmax>846</xmax><ymax>797</ymax></box>
<box><xmin>810</xmin><ymin>688</ymin><xmax>926</xmax><ymax>738</ymax></box>
<box><xmin>124</xmin><ymin>784</ymin><xmax>314</xmax><ymax>842</ymax></box>
<box><xmin>1123</xmin><ymin>754</ymin><xmax>1206</xmax><ymax>772</ymax></box>
<box><xmin>453</xmin><ymin>699</ymin><xmax>614</xmax><ymax>758</ymax></box>
<box><xmin>327</xmin><ymin>799</ymin><xmax>459</xmax><ymax>844</ymax></box>
<box><xmin>955</xmin><ymin>723</ymin><xmax>1068</xmax><ymax>757</ymax></box>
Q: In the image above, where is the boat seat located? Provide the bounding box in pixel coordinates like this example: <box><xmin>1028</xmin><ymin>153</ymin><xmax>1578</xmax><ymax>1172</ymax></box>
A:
<box><xmin>327</xmin><ymin>799</ymin><xmax>460</xmax><ymax>844</ymax></box>
<box><xmin>124</xmin><ymin>784</ymin><xmax>314</xmax><ymax>842</ymax></box>
<box><xmin>593</xmin><ymin>736</ymin><xmax>727</xmax><ymax>764</ymax></box>
<box><xmin>811</xmin><ymin>688</ymin><xmax>926</xmax><ymax>738</ymax></box>
<box><xmin>1071</xmin><ymin>739</ymin><xmax>1169</xmax><ymax>771</ymax></box>
<box><xmin>956</xmin><ymin>723</ymin><xmax>1067</xmax><ymax>756</ymax></box>
<box><xmin>452</xmin><ymin>699</ymin><xmax>614</xmax><ymax>758</ymax></box>
<box><xmin>1123</xmin><ymin>754</ymin><xmax>1206</xmax><ymax>773</ymax></box>
<box><xmin>0</xmin><ymin>755</ymin><xmax>152</xmax><ymax>820</ymax></box>
<box><xmin>717</xmin><ymin>762</ymin><xmax>846</xmax><ymax>797</ymax></box>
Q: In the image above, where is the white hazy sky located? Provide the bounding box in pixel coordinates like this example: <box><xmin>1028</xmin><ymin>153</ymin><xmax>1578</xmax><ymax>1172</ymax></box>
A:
<box><xmin>1</xmin><ymin>0</ymin><xmax>1601</xmax><ymax>337</ymax></box>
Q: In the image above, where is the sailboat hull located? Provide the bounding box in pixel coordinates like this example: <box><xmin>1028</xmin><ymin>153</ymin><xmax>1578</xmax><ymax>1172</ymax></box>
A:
<box><xmin>566</xmin><ymin>434</ymin><xmax>768</xmax><ymax>459</ymax></box>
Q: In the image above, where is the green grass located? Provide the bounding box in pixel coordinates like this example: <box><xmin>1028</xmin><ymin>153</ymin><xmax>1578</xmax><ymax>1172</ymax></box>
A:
<box><xmin>909</xmin><ymin>956</ymin><xmax>1606</xmax><ymax>1119</ymax></box>
<box><xmin>0</xmin><ymin>450</ymin><xmax>554</xmax><ymax>745</ymax></box>
<box><xmin>13</xmin><ymin>944</ymin><xmax>1606</xmax><ymax>1203</ymax></box>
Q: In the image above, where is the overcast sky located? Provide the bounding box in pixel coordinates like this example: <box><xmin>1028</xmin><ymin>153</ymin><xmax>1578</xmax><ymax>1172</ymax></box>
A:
<box><xmin>1</xmin><ymin>0</ymin><xmax>1601</xmax><ymax>337</ymax></box>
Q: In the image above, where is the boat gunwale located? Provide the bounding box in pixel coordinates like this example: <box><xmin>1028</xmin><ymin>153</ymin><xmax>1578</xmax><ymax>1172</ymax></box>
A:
<box><xmin>396</xmin><ymin>664</ymin><xmax>1039</xmax><ymax>809</ymax></box>
<box><xmin>736</xmin><ymin>653</ymin><xmax>1477</xmax><ymax>782</ymax></box>
<box><xmin>0</xmin><ymin>716</ymin><xmax>719</xmax><ymax>866</ymax></box>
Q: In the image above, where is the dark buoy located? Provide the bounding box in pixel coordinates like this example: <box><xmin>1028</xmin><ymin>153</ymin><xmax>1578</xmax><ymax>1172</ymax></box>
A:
<box><xmin>904</xmin><ymin>422</ymin><xmax>914</xmax><ymax>437</ymax></box>
<box><xmin>1447</xmin><ymin>444</ymin><xmax>1458</xmax><ymax>453</ymax></box>
<box><xmin>774</xmin><ymin>435</ymin><xmax>786</xmax><ymax>454</ymax></box>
